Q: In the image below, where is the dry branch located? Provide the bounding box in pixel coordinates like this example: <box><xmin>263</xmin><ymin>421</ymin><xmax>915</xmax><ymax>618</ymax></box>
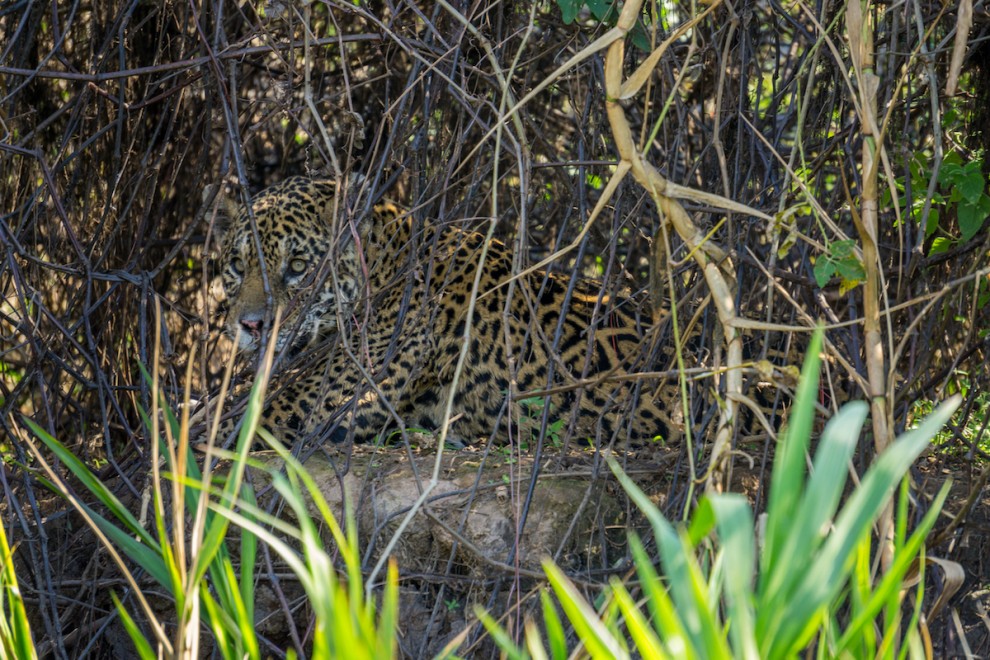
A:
<box><xmin>604</xmin><ymin>0</ymin><xmax>742</xmax><ymax>492</ymax></box>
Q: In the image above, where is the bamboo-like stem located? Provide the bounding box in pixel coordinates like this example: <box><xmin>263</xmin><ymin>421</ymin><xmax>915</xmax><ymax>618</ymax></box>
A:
<box><xmin>604</xmin><ymin>0</ymin><xmax>743</xmax><ymax>493</ymax></box>
<box><xmin>847</xmin><ymin>0</ymin><xmax>895</xmax><ymax>571</ymax></box>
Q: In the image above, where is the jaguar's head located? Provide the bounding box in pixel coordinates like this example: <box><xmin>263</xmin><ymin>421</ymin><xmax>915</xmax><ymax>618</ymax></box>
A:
<box><xmin>214</xmin><ymin>176</ymin><xmax>364</xmax><ymax>354</ymax></box>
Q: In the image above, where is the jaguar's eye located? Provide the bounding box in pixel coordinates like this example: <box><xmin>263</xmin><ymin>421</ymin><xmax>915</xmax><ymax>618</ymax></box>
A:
<box><xmin>288</xmin><ymin>258</ymin><xmax>308</xmax><ymax>276</ymax></box>
<box><xmin>231</xmin><ymin>257</ymin><xmax>245</xmax><ymax>275</ymax></box>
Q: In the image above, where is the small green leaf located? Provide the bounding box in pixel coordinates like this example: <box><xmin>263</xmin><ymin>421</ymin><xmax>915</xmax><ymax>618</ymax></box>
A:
<box><xmin>958</xmin><ymin>170</ymin><xmax>986</xmax><ymax>204</ymax></box>
<box><xmin>557</xmin><ymin>0</ymin><xmax>582</xmax><ymax>23</ymax></box>
<box><xmin>938</xmin><ymin>162</ymin><xmax>963</xmax><ymax>185</ymax></box>
<box><xmin>834</xmin><ymin>256</ymin><xmax>865</xmax><ymax>283</ymax></box>
<box><xmin>813</xmin><ymin>259</ymin><xmax>834</xmax><ymax>287</ymax></box>
<box><xmin>958</xmin><ymin>196</ymin><xmax>990</xmax><ymax>241</ymax></box>
<box><xmin>924</xmin><ymin>208</ymin><xmax>940</xmax><ymax>237</ymax></box>
<box><xmin>928</xmin><ymin>236</ymin><xmax>952</xmax><ymax>255</ymax></box>
<box><xmin>586</xmin><ymin>0</ymin><xmax>610</xmax><ymax>20</ymax></box>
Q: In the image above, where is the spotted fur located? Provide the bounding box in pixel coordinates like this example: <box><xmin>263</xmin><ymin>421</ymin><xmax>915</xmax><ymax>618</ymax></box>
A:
<box><xmin>216</xmin><ymin>176</ymin><xmax>675</xmax><ymax>447</ymax></box>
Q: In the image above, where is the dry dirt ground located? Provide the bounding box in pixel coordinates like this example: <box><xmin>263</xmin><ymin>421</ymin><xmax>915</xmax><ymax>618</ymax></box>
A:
<box><xmin>243</xmin><ymin>444</ymin><xmax>990</xmax><ymax>658</ymax></box>
<box><xmin>15</xmin><ymin>442</ymin><xmax>989</xmax><ymax>658</ymax></box>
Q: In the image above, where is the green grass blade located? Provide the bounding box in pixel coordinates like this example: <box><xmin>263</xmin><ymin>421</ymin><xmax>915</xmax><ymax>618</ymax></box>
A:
<box><xmin>76</xmin><ymin>503</ymin><xmax>170</xmax><ymax>587</ymax></box>
<box><xmin>155</xmin><ymin>520</ymin><xmax>182</xmax><ymax>608</ymax></box>
<box><xmin>847</xmin><ymin>532</ymin><xmax>875</xmax><ymax>657</ymax></box>
<box><xmin>609</xmin><ymin>577</ymin><xmax>667</xmax><ymax>659</ymax></box>
<box><xmin>328</xmin><ymin>583</ymin><xmax>362</xmax><ymax>659</ymax></box>
<box><xmin>219</xmin><ymin>557</ymin><xmax>260</xmax><ymax>660</ymax></box>
<box><xmin>474</xmin><ymin>607</ymin><xmax>527</xmax><ymax>660</ymax></box>
<box><xmin>608</xmin><ymin>457</ymin><xmax>729</xmax><ymax>658</ymax></box>
<box><xmin>628</xmin><ymin>534</ymin><xmax>697</xmax><ymax>657</ymax></box>
<box><xmin>704</xmin><ymin>495</ymin><xmax>758</xmax><ymax>660</ymax></box>
<box><xmin>772</xmin><ymin>396</ymin><xmax>960</xmax><ymax>655</ymax></box>
<box><xmin>834</xmin><ymin>481</ymin><xmax>950</xmax><ymax>654</ymax></box>
<box><xmin>0</xmin><ymin>520</ymin><xmax>36</xmax><ymax>660</ymax></box>
<box><xmin>761</xmin><ymin>328</ymin><xmax>823</xmax><ymax>586</ymax></box>
<box><xmin>524</xmin><ymin>618</ymin><xmax>551</xmax><ymax>660</ymax></box>
<box><xmin>239</xmin><ymin>483</ymin><xmax>258</xmax><ymax>625</ymax></box>
<box><xmin>375</xmin><ymin>560</ymin><xmax>399</xmax><ymax>660</ymax></box>
<box><xmin>206</xmin><ymin>503</ymin><xmax>312</xmax><ymax>593</ymax></box>
<box><xmin>188</xmin><ymin>370</ymin><xmax>266</xmax><ymax>585</ymax></box>
<box><xmin>256</xmin><ymin>428</ymin><xmax>354</xmax><ymax>571</ymax></box>
<box><xmin>757</xmin><ymin>402</ymin><xmax>867</xmax><ymax>644</ymax></box>
<box><xmin>542</xmin><ymin>559</ymin><xmax>628</xmax><ymax>659</ymax></box>
<box><xmin>540</xmin><ymin>589</ymin><xmax>569</xmax><ymax>660</ymax></box>
<box><xmin>23</xmin><ymin>418</ymin><xmax>155</xmax><ymax>546</ymax></box>
<box><xmin>896</xmin><ymin>557</ymin><xmax>928</xmax><ymax>660</ymax></box>
<box><xmin>190</xmin><ymin>492</ymin><xmax>235</xmax><ymax>586</ymax></box>
<box><xmin>111</xmin><ymin>592</ymin><xmax>156</xmax><ymax>660</ymax></box>
<box><xmin>200</xmin><ymin>585</ymin><xmax>236</xmax><ymax>658</ymax></box>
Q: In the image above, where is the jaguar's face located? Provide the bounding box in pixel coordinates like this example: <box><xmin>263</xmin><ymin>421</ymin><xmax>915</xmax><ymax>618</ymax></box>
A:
<box><xmin>217</xmin><ymin>177</ymin><xmax>358</xmax><ymax>354</ymax></box>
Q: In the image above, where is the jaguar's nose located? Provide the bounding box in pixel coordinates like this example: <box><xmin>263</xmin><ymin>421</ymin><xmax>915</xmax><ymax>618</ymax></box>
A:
<box><xmin>240</xmin><ymin>317</ymin><xmax>263</xmax><ymax>339</ymax></box>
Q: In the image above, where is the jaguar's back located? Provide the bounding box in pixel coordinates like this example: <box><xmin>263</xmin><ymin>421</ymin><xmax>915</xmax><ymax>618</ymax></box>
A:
<box><xmin>216</xmin><ymin>176</ymin><xmax>674</xmax><ymax>447</ymax></box>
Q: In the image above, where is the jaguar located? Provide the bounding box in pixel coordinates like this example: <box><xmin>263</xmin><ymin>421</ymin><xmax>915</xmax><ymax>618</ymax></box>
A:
<box><xmin>213</xmin><ymin>176</ymin><xmax>677</xmax><ymax>448</ymax></box>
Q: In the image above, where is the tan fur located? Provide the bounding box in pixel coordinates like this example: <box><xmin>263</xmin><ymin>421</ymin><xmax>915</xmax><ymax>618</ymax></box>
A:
<box><xmin>217</xmin><ymin>176</ymin><xmax>675</xmax><ymax>447</ymax></box>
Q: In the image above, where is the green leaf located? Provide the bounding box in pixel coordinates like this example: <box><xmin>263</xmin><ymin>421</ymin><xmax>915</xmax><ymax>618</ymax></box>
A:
<box><xmin>627</xmin><ymin>535</ymin><xmax>697</xmax><ymax>657</ymax></box>
<box><xmin>630</xmin><ymin>21</ymin><xmax>653</xmax><ymax>52</ymax></box>
<box><xmin>834</xmin><ymin>256</ymin><xmax>865</xmax><ymax>282</ymax></box>
<box><xmin>813</xmin><ymin>259</ymin><xmax>834</xmax><ymax>287</ymax></box>
<box><xmin>200</xmin><ymin>587</ymin><xmax>236</xmax><ymax>658</ymax></box>
<box><xmin>610</xmin><ymin>578</ymin><xmax>666</xmax><ymax>659</ymax></box>
<box><xmin>928</xmin><ymin>236</ymin><xmax>952</xmax><ymax>255</ymax></box>
<box><xmin>239</xmin><ymin>485</ymin><xmax>258</xmax><ymax>624</ymax></box>
<box><xmin>757</xmin><ymin>402</ymin><xmax>867</xmax><ymax>652</ymax></box>
<box><xmin>586</xmin><ymin>0</ymin><xmax>610</xmax><ymax>21</ymax></box>
<box><xmin>958</xmin><ymin>196</ymin><xmax>990</xmax><ymax>241</ymax></box>
<box><xmin>375</xmin><ymin>561</ymin><xmax>400</xmax><ymax>660</ymax></box>
<box><xmin>608</xmin><ymin>459</ymin><xmax>730</xmax><ymax>658</ymax></box>
<box><xmin>938</xmin><ymin>162</ymin><xmax>963</xmax><ymax>185</ymax></box>
<box><xmin>557</xmin><ymin>0</ymin><xmax>582</xmax><ymax>23</ymax></box>
<box><xmin>0</xmin><ymin>520</ymin><xmax>36</xmax><ymax>660</ymax></box>
<box><xmin>908</xmin><ymin>156</ymin><xmax>924</xmax><ymax>182</ymax></box>
<box><xmin>686</xmin><ymin>496</ymin><xmax>717</xmax><ymax>547</ymax></box>
<box><xmin>474</xmin><ymin>607</ymin><xmax>526</xmax><ymax>660</ymax></box>
<box><xmin>958</xmin><ymin>170</ymin><xmax>986</xmax><ymax>204</ymax></box>
<box><xmin>833</xmin><ymin>481</ymin><xmax>951</xmax><ymax>654</ymax></box>
<box><xmin>924</xmin><ymin>208</ymin><xmax>939</xmax><ymax>238</ymax></box>
<box><xmin>830</xmin><ymin>239</ymin><xmax>857</xmax><ymax>258</ymax></box>
<box><xmin>23</xmin><ymin>418</ymin><xmax>155</xmax><ymax>547</ymax></box>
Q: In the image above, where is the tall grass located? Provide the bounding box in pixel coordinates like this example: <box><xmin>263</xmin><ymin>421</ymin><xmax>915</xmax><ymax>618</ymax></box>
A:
<box><xmin>15</xmin><ymin>328</ymin><xmax>957</xmax><ymax>658</ymax></box>
<box><xmin>478</xmin><ymin>330</ymin><xmax>959</xmax><ymax>659</ymax></box>
<box><xmin>21</xmin><ymin>335</ymin><xmax>398</xmax><ymax>659</ymax></box>
<box><xmin>0</xmin><ymin>508</ymin><xmax>36</xmax><ymax>660</ymax></box>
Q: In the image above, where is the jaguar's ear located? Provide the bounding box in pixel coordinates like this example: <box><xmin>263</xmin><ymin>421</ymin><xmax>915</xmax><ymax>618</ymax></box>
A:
<box><xmin>201</xmin><ymin>183</ymin><xmax>242</xmax><ymax>247</ymax></box>
<box><xmin>343</xmin><ymin>173</ymin><xmax>368</xmax><ymax>208</ymax></box>
<box><xmin>313</xmin><ymin>173</ymin><xmax>367</xmax><ymax>213</ymax></box>
<box><xmin>318</xmin><ymin>173</ymin><xmax>375</xmax><ymax>251</ymax></box>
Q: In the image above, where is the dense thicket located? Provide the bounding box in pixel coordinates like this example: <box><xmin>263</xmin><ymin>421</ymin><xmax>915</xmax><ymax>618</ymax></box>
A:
<box><xmin>1</xmin><ymin>0</ymin><xmax>987</xmax><ymax>655</ymax></box>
